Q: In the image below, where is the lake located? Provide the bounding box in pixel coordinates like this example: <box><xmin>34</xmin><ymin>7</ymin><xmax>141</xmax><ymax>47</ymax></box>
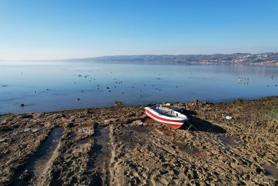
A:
<box><xmin>0</xmin><ymin>61</ymin><xmax>277</xmax><ymax>114</ymax></box>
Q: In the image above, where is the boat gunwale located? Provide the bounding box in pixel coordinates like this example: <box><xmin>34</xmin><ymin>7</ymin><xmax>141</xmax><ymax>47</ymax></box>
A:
<box><xmin>144</xmin><ymin>106</ymin><xmax>188</xmax><ymax>121</ymax></box>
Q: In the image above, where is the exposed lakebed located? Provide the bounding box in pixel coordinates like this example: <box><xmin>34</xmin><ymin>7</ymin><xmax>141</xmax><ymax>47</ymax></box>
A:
<box><xmin>0</xmin><ymin>97</ymin><xmax>277</xmax><ymax>185</ymax></box>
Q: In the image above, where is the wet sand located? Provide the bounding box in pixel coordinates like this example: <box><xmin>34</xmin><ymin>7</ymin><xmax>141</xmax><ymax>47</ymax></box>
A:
<box><xmin>0</xmin><ymin>97</ymin><xmax>277</xmax><ymax>185</ymax></box>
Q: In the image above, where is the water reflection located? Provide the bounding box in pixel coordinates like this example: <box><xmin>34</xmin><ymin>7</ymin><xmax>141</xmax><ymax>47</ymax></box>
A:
<box><xmin>0</xmin><ymin>61</ymin><xmax>277</xmax><ymax>114</ymax></box>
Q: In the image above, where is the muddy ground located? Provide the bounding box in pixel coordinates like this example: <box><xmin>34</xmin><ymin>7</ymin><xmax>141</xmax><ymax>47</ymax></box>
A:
<box><xmin>0</xmin><ymin>97</ymin><xmax>277</xmax><ymax>185</ymax></box>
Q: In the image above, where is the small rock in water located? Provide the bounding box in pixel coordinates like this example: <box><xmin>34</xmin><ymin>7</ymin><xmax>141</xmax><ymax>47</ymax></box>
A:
<box><xmin>114</xmin><ymin>100</ymin><xmax>123</xmax><ymax>107</ymax></box>
<box><xmin>77</xmin><ymin>98</ymin><xmax>81</xmax><ymax>101</ymax></box>
<box><xmin>225</xmin><ymin>116</ymin><xmax>232</xmax><ymax>120</ymax></box>
<box><xmin>20</xmin><ymin>103</ymin><xmax>25</xmax><ymax>107</ymax></box>
<box><xmin>1</xmin><ymin>85</ymin><xmax>8</xmax><ymax>87</ymax></box>
<box><xmin>19</xmin><ymin>170</ymin><xmax>33</xmax><ymax>181</ymax></box>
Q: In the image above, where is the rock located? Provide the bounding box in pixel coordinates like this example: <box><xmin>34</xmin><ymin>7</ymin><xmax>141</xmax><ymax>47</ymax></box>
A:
<box><xmin>66</xmin><ymin>122</ymin><xmax>74</xmax><ymax>128</ymax></box>
<box><xmin>225</xmin><ymin>116</ymin><xmax>232</xmax><ymax>120</ymax></box>
<box><xmin>44</xmin><ymin>122</ymin><xmax>52</xmax><ymax>128</ymax></box>
<box><xmin>230</xmin><ymin>162</ymin><xmax>237</xmax><ymax>168</ymax></box>
<box><xmin>32</xmin><ymin>113</ymin><xmax>43</xmax><ymax>118</ymax></box>
<box><xmin>0</xmin><ymin>119</ymin><xmax>7</xmax><ymax>125</ymax></box>
<box><xmin>24</xmin><ymin>128</ymin><xmax>31</xmax><ymax>132</ymax></box>
<box><xmin>104</xmin><ymin>118</ymin><xmax>117</xmax><ymax>125</ymax></box>
<box><xmin>20</xmin><ymin>103</ymin><xmax>25</xmax><ymax>107</ymax></box>
<box><xmin>32</xmin><ymin>128</ymin><xmax>40</xmax><ymax>133</ymax></box>
<box><xmin>256</xmin><ymin>167</ymin><xmax>265</xmax><ymax>174</ymax></box>
<box><xmin>131</xmin><ymin>120</ymin><xmax>143</xmax><ymax>126</ymax></box>
<box><xmin>0</xmin><ymin>138</ymin><xmax>6</xmax><ymax>143</ymax></box>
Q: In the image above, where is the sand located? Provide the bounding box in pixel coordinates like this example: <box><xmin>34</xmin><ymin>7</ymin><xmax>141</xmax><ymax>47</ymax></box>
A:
<box><xmin>0</xmin><ymin>97</ymin><xmax>277</xmax><ymax>185</ymax></box>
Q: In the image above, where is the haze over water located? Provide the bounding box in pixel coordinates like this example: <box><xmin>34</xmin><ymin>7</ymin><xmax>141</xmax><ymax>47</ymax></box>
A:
<box><xmin>0</xmin><ymin>61</ymin><xmax>277</xmax><ymax>114</ymax></box>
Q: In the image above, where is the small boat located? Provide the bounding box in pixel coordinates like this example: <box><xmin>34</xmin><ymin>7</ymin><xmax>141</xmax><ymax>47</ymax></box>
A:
<box><xmin>144</xmin><ymin>105</ymin><xmax>188</xmax><ymax>129</ymax></box>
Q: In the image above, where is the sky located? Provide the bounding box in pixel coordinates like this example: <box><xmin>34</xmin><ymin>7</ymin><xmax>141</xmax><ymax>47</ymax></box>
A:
<box><xmin>0</xmin><ymin>0</ymin><xmax>278</xmax><ymax>60</ymax></box>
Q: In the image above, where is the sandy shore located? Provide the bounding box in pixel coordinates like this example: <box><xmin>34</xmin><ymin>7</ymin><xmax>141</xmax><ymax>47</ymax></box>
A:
<box><xmin>0</xmin><ymin>97</ymin><xmax>277</xmax><ymax>185</ymax></box>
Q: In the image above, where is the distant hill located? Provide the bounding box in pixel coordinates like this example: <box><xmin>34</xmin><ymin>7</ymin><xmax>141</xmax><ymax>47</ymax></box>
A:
<box><xmin>78</xmin><ymin>53</ymin><xmax>278</xmax><ymax>66</ymax></box>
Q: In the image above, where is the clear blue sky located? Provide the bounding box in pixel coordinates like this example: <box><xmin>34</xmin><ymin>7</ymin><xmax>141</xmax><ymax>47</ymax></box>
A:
<box><xmin>0</xmin><ymin>0</ymin><xmax>277</xmax><ymax>60</ymax></box>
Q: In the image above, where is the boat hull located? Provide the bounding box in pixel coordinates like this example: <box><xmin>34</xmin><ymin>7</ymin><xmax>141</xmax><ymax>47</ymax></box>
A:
<box><xmin>144</xmin><ymin>107</ymin><xmax>185</xmax><ymax>129</ymax></box>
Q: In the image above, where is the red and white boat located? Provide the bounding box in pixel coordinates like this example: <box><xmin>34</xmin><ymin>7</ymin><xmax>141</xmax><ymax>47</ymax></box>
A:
<box><xmin>144</xmin><ymin>105</ymin><xmax>188</xmax><ymax>129</ymax></box>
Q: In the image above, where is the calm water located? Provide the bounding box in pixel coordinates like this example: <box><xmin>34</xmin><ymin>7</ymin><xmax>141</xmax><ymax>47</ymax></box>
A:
<box><xmin>0</xmin><ymin>61</ymin><xmax>277</xmax><ymax>114</ymax></box>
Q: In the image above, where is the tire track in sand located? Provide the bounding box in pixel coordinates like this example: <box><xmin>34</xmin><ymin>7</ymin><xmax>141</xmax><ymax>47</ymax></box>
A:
<box><xmin>89</xmin><ymin>125</ymin><xmax>115</xmax><ymax>185</ymax></box>
<box><xmin>10</xmin><ymin>127</ymin><xmax>64</xmax><ymax>186</ymax></box>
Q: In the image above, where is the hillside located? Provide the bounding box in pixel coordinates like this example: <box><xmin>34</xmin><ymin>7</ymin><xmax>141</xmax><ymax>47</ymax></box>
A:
<box><xmin>88</xmin><ymin>53</ymin><xmax>278</xmax><ymax>65</ymax></box>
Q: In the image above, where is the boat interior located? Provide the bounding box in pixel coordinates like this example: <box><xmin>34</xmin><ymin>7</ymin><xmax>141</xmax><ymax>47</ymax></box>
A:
<box><xmin>153</xmin><ymin>106</ymin><xmax>180</xmax><ymax>118</ymax></box>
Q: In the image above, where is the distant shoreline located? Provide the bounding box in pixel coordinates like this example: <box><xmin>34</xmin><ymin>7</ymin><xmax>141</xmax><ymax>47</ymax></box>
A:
<box><xmin>1</xmin><ymin>52</ymin><xmax>278</xmax><ymax>66</ymax></box>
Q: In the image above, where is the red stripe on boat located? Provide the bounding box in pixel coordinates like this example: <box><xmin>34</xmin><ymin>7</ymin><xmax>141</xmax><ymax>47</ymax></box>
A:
<box><xmin>162</xmin><ymin>123</ymin><xmax>183</xmax><ymax>129</ymax></box>
<box><xmin>145</xmin><ymin>110</ymin><xmax>184</xmax><ymax>129</ymax></box>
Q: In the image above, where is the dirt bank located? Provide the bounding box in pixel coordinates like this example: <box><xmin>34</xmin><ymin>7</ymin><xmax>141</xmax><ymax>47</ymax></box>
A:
<box><xmin>0</xmin><ymin>97</ymin><xmax>277</xmax><ymax>185</ymax></box>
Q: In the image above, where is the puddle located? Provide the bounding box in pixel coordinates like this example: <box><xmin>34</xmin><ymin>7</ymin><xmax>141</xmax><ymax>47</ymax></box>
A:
<box><xmin>263</xmin><ymin>164</ymin><xmax>278</xmax><ymax>179</ymax></box>
<box><xmin>217</xmin><ymin>134</ymin><xmax>241</xmax><ymax>146</ymax></box>
<box><xmin>88</xmin><ymin>127</ymin><xmax>111</xmax><ymax>185</ymax></box>
<box><xmin>11</xmin><ymin>127</ymin><xmax>64</xmax><ymax>186</ymax></box>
